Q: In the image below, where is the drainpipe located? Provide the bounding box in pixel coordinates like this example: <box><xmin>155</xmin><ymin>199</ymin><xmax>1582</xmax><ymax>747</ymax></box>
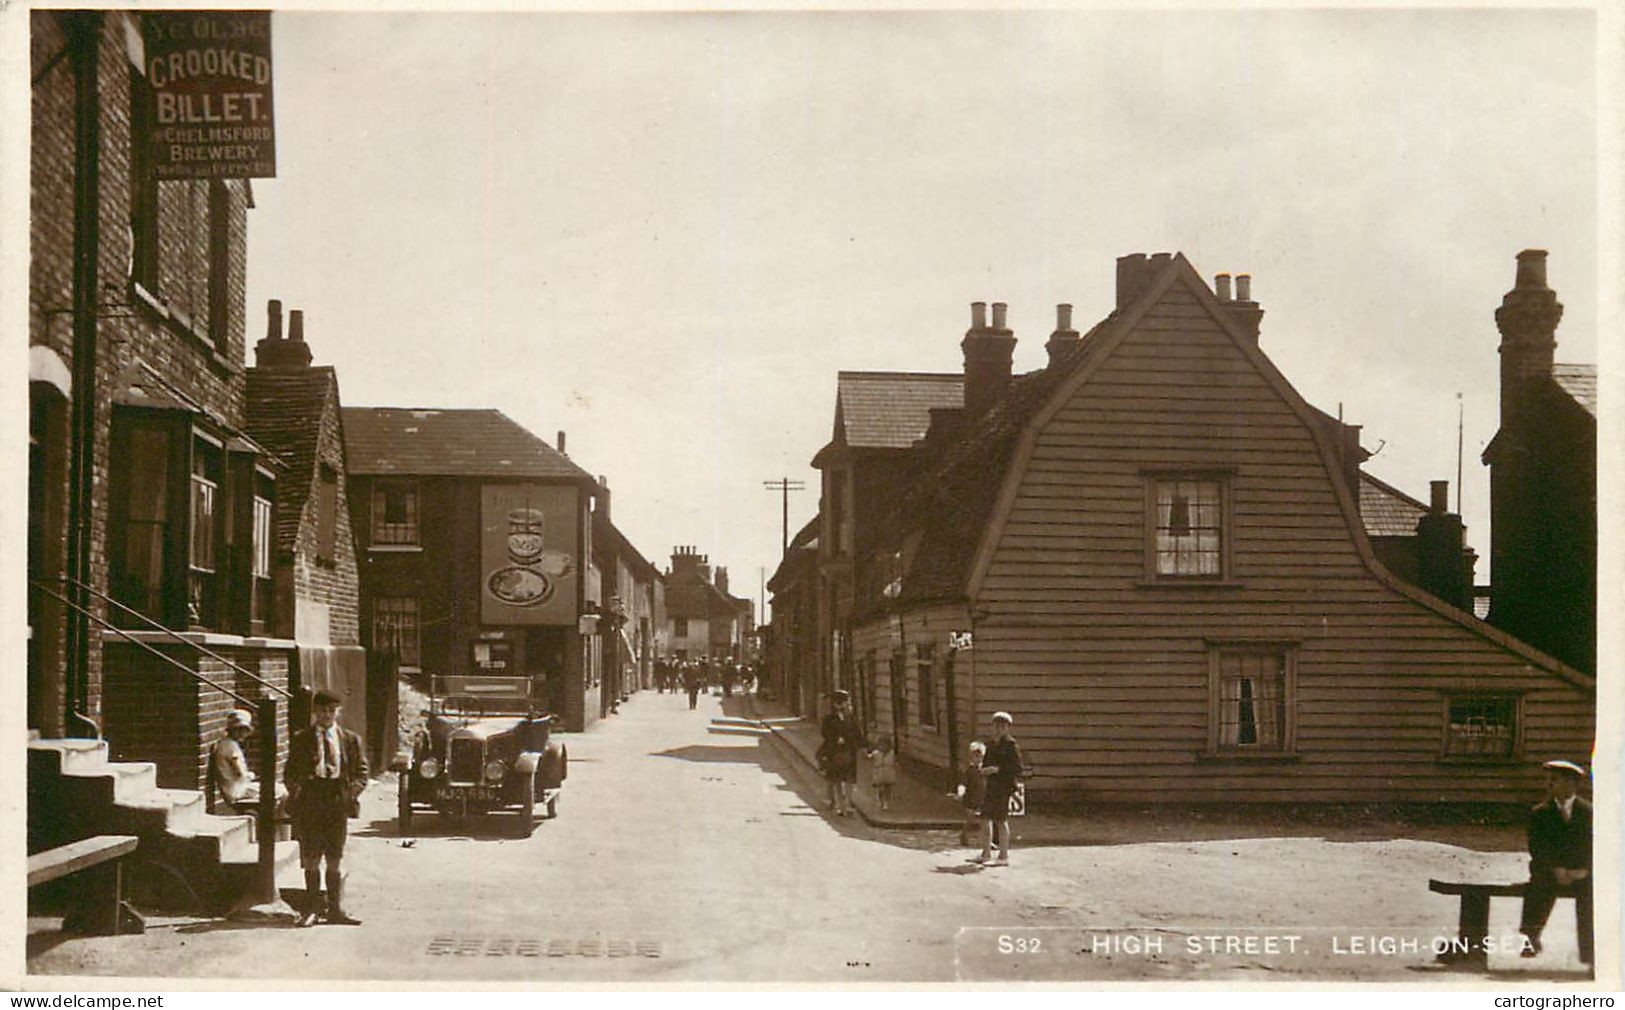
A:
<box><xmin>65</xmin><ymin>11</ymin><xmax>104</xmax><ymax>737</ymax></box>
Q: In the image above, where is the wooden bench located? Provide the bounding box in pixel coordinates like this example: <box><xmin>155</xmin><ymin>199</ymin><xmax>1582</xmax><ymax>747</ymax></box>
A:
<box><xmin>1429</xmin><ymin>878</ymin><xmax>1591</xmax><ymax>966</ymax></box>
<box><xmin>28</xmin><ymin>835</ymin><xmax>142</xmax><ymax>936</ymax></box>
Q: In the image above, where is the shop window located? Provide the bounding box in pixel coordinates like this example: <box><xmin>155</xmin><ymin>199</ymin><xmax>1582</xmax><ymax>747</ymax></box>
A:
<box><xmin>1443</xmin><ymin>696</ymin><xmax>1519</xmax><ymax>760</ymax></box>
<box><xmin>370</xmin><ymin>480</ymin><xmax>418</xmax><ymax>546</ymax></box>
<box><xmin>373</xmin><ymin>596</ymin><xmax>420</xmax><ymax>670</ymax></box>
<box><xmin>1146</xmin><ymin>473</ymin><xmax>1230</xmax><ymax>579</ymax></box>
<box><xmin>1207</xmin><ymin>646</ymin><xmax>1295</xmax><ymax>754</ymax></box>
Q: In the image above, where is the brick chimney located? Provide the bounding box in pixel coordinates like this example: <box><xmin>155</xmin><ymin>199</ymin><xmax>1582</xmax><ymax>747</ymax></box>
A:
<box><xmin>1495</xmin><ymin>249</ymin><xmax>1562</xmax><ymax>430</ymax></box>
<box><xmin>715</xmin><ymin>567</ymin><xmax>729</xmax><ymax>595</ymax></box>
<box><xmin>1218</xmin><ymin>271</ymin><xmax>1263</xmax><ymax>343</ymax></box>
<box><xmin>556</xmin><ymin>430</ymin><xmax>567</xmax><ymax>455</ymax></box>
<box><xmin>1045</xmin><ymin>303</ymin><xmax>1080</xmax><ymax>369</ymax></box>
<box><xmin>1416</xmin><ymin>479</ymin><xmax>1473</xmax><ymax>611</ymax></box>
<box><xmin>253</xmin><ymin>299</ymin><xmax>314</xmax><ymax>370</ymax></box>
<box><xmin>595</xmin><ymin>475</ymin><xmax>610</xmax><ymax>521</ymax></box>
<box><xmin>961</xmin><ymin>301</ymin><xmax>1016</xmax><ymax>417</ymax></box>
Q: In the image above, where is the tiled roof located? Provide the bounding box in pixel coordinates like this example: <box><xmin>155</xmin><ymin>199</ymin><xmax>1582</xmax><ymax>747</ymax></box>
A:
<box><xmin>246</xmin><ymin>367</ymin><xmax>341</xmax><ymax>552</ymax></box>
<box><xmin>1358</xmin><ymin>472</ymin><xmax>1428</xmax><ymax>538</ymax></box>
<box><xmin>593</xmin><ymin>514</ymin><xmax>661</xmax><ymax>581</ymax></box>
<box><xmin>836</xmin><ymin>372</ymin><xmax>963</xmax><ymax>449</ymax></box>
<box><xmin>1551</xmin><ymin>363</ymin><xmax>1596</xmax><ymax>417</ymax></box>
<box><xmin>342</xmin><ymin>407</ymin><xmax>594</xmax><ymax>481</ymax></box>
<box><xmin>859</xmin><ymin>336</ymin><xmax>1101</xmax><ymax>616</ymax></box>
<box><xmin>665</xmin><ymin>578</ymin><xmax>741</xmax><ymax>620</ymax></box>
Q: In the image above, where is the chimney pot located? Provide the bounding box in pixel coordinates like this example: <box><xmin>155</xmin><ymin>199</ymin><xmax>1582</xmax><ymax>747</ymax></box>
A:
<box><xmin>1215</xmin><ymin>274</ymin><xmax>1232</xmax><ymax>302</ymax></box>
<box><xmin>1430</xmin><ymin>480</ymin><xmax>1449</xmax><ymax>515</ymax></box>
<box><xmin>288</xmin><ymin>309</ymin><xmax>305</xmax><ymax>343</ymax></box>
<box><xmin>970</xmin><ymin>302</ymin><xmax>987</xmax><ymax>329</ymax></box>
<box><xmin>267</xmin><ymin>299</ymin><xmax>283</xmax><ymax>340</ymax></box>
<box><xmin>1235</xmin><ymin>274</ymin><xmax>1252</xmax><ymax>302</ymax></box>
<box><xmin>990</xmin><ymin>302</ymin><xmax>1008</xmax><ymax>330</ymax></box>
<box><xmin>1514</xmin><ymin>249</ymin><xmax>1549</xmax><ymax>290</ymax></box>
<box><xmin>1056</xmin><ymin>303</ymin><xmax>1073</xmax><ymax>330</ymax></box>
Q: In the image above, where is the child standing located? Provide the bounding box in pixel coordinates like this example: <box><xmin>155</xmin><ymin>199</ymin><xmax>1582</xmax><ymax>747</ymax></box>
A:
<box><xmin>869</xmin><ymin>735</ymin><xmax>899</xmax><ymax>812</ymax></box>
<box><xmin>957</xmin><ymin>740</ymin><xmax>987</xmax><ymax>846</ymax></box>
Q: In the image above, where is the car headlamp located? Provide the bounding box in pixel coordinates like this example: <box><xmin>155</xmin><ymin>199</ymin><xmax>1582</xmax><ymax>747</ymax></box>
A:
<box><xmin>418</xmin><ymin>758</ymin><xmax>440</xmax><ymax>779</ymax></box>
<box><xmin>484</xmin><ymin>760</ymin><xmax>507</xmax><ymax>782</ymax></box>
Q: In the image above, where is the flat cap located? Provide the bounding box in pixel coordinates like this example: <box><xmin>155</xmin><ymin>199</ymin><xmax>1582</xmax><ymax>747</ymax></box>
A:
<box><xmin>1542</xmin><ymin>759</ymin><xmax>1588</xmax><ymax>778</ymax></box>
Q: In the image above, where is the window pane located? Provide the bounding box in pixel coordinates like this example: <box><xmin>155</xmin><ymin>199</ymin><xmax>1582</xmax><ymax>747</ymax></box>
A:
<box><xmin>190</xmin><ymin>478</ymin><xmax>216</xmax><ymax>571</ymax></box>
<box><xmin>1155</xmin><ymin>478</ymin><xmax>1224</xmax><ymax>576</ymax></box>
<box><xmin>1218</xmin><ymin>650</ymin><xmax>1286</xmax><ymax>751</ymax></box>
<box><xmin>253</xmin><ymin>496</ymin><xmax>272</xmax><ymax>578</ymax></box>
<box><xmin>1445</xmin><ymin>698</ymin><xmax>1515</xmax><ymax>757</ymax></box>
<box><xmin>374</xmin><ymin>596</ymin><xmax>420</xmax><ymax>667</ymax></box>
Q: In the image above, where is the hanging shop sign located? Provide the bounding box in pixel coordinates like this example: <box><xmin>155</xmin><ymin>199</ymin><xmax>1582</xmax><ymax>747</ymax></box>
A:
<box><xmin>143</xmin><ymin>12</ymin><xmax>276</xmax><ymax>179</ymax></box>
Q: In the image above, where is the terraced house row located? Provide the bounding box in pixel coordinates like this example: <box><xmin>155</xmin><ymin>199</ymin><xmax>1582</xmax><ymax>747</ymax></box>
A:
<box><xmin>769</xmin><ymin>251</ymin><xmax>1593</xmax><ymax>806</ymax></box>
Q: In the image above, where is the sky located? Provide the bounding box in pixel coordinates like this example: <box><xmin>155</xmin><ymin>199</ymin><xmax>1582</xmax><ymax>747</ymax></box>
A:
<box><xmin>238</xmin><ymin>8</ymin><xmax>1599</xmax><ymax>621</ymax></box>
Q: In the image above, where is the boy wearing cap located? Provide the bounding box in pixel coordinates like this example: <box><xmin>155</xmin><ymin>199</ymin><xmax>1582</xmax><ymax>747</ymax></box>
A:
<box><xmin>1520</xmin><ymin>759</ymin><xmax>1592</xmax><ymax>962</ymax></box>
<box><xmin>286</xmin><ymin>690</ymin><xmax>368</xmax><ymax>926</ymax></box>
<box><xmin>973</xmin><ymin>712</ymin><xmax>1024</xmax><ymax>866</ymax></box>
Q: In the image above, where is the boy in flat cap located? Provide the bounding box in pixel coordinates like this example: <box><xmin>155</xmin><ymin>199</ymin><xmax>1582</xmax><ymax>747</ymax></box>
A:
<box><xmin>1520</xmin><ymin>759</ymin><xmax>1591</xmax><ymax>962</ymax></box>
<box><xmin>972</xmin><ymin>712</ymin><xmax>1024</xmax><ymax>866</ymax></box>
<box><xmin>286</xmin><ymin>690</ymin><xmax>368</xmax><ymax>926</ymax></box>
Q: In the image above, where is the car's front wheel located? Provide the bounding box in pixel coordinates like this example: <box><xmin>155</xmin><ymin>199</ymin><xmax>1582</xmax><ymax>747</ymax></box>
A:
<box><xmin>515</xmin><ymin>776</ymin><xmax>535</xmax><ymax>838</ymax></box>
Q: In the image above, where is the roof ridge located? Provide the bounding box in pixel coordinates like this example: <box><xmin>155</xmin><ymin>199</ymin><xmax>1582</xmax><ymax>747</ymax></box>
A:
<box><xmin>1358</xmin><ymin>469</ymin><xmax>1429</xmax><ymax>512</ymax></box>
<box><xmin>837</xmin><ymin>370</ymin><xmax>962</xmax><ymax>380</ymax></box>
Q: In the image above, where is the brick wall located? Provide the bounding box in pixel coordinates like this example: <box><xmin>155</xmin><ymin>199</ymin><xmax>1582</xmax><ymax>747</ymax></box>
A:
<box><xmin>290</xmin><ymin>389</ymin><xmax>361</xmax><ymax>645</ymax></box>
<box><xmin>102</xmin><ymin>640</ymin><xmax>290</xmax><ymax>791</ymax></box>
<box><xmin>30</xmin><ymin>10</ymin><xmax>255</xmax><ymax>740</ymax></box>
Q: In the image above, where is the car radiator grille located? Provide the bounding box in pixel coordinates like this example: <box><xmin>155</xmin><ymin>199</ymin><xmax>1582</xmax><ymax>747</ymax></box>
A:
<box><xmin>447</xmin><ymin>738</ymin><xmax>484</xmax><ymax>784</ymax></box>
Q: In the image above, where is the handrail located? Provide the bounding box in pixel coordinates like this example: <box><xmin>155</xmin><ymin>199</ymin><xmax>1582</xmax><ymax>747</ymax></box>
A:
<box><xmin>34</xmin><ymin>574</ymin><xmax>290</xmax><ymax>699</ymax></box>
<box><xmin>31</xmin><ymin>580</ymin><xmax>257</xmax><ymax>708</ymax></box>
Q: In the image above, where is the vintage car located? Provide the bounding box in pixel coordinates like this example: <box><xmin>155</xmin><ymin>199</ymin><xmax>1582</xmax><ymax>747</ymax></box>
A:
<box><xmin>397</xmin><ymin>675</ymin><xmax>567</xmax><ymax>837</ymax></box>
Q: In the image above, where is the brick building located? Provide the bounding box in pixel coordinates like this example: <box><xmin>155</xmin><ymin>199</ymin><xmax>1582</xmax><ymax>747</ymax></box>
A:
<box><xmin>342</xmin><ymin>409</ymin><xmax>604</xmax><ymax>732</ymax></box>
<box><xmin>28</xmin><ymin>10</ymin><xmax>295</xmax><ymax>788</ymax></box>
<box><xmin>28</xmin><ymin>10</ymin><xmax>306</xmax><ymax>910</ymax></box>
<box><xmin>664</xmin><ymin>547</ymin><xmax>750</xmax><ymax>663</ymax></box>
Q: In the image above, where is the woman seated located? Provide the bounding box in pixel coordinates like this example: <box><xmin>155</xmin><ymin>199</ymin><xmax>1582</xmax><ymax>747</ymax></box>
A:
<box><xmin>211</xmin><ymin>709</ymin><xmax>288</xmax><ymax>815</ymax></box>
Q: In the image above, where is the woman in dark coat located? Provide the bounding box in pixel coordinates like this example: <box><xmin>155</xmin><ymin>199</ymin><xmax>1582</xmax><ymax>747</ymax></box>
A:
<box><xmin>818</xmin><ymin>690</ymin><xmax>864</xmax><ymax>816</ymax></box>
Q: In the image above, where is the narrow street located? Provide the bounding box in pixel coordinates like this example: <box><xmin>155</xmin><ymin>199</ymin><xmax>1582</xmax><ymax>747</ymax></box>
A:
<box><xmin>28</xmin><ymin>691</ymin><xmax>1586</xmax><ymax>984</ymax></box>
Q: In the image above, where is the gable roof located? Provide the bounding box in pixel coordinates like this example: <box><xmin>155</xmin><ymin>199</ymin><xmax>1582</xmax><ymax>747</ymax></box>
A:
<box><xmin>869</xmin><ymin>252</ymin><xmax>1589</xmax><ymax>690</ymax></box>
<box><xmin>665</xmin><ymin>578</ymin><xmax>742</xmax><ymax>621</ymax></box>
<box><xmin>245</xmin><ymin>366</ymin><xmax>342</xmax><ymax>552</ymax></box>
<box><xmin>835</xmin><ymin>372</ymin><xmax>963</xmax><ymax>449</ymax></box>
<box><xmin>342</xmin><ymin>407</ymin><xmax>594</xmax><ymax>482</ymax></box>
<box><xmin>1358</xmin><ymin>472</ymin><xmax>1429</xmax><ymax>538</ymax></box>
<box><xmin>1551</xmin><ymin>363</ymin><xmax>1596</xmax><ymax>417</ymax></box>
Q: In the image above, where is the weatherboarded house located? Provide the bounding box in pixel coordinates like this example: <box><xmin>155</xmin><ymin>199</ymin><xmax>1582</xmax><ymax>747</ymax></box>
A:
<box><xmin>852</xmin><ymin>253</ymin><xmax>1593</xmax><ymax>805</ymax></box>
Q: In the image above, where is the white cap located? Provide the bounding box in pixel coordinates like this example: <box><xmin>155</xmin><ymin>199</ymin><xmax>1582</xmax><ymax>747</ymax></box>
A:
<box><xmin>991</xmin><ymin>711</ymin><xmax>1013</xmax><ymax>724</ymax></box>
<box><xmin>226</xmin><ymin>709</ymin><xmax>254</xmax><ymax>731</ymax></box>
<box><xmin>1542</xmin><ymin>759</ymin><xmax>1588</xmax><ymax>778</ymax></box>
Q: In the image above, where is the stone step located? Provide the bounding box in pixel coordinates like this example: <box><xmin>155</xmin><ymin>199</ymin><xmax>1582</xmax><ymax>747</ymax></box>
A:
<box><xmin>171</xmin><ymin>812</ymin><xmax>255</xmax><ymax>862</ymax></box>
<box><xmin>29</xmin><ymin>738</ymin><xmax>110</xmax><ymax>774</ymax></box>
<box><xmin>120</xmin><ymin>787</ymin><xmax>207</xmax><ymax>833</ymax></box>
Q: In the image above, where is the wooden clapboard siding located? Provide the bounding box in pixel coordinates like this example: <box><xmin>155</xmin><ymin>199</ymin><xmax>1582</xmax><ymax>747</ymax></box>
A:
<box><xmin>851</xmin><ymin>604</ymin><xmax>971</xmax><ymax>771</ymax></box>
<box><xmin>862</xmin><ymin>265</ymin><xmax>1591</xmax><ymax>806</ymax></box>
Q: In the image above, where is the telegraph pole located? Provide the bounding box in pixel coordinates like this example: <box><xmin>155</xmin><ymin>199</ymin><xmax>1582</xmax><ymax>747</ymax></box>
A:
<box><xmin>762</xmin><ymin>477</ymin><xmax>806</xmax><ymax>556</ymax></box>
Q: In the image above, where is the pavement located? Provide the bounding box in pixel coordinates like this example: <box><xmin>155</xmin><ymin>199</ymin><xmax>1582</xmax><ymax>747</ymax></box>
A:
<box><xmin>23</xmin><ymin>688</ymin><xmax>1595</xmax><ymax>985</ymax></box>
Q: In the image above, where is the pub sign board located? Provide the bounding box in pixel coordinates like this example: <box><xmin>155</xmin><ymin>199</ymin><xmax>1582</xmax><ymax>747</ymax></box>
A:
<box><xmin>480</xmin><ymin>484</ymin><xmax>579</xmax><ymax>626</ymax></box>
<box><xmin>142</xmin><ymin>11</ymin><xmax>276</xmax><ymax>179</ymax></box>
